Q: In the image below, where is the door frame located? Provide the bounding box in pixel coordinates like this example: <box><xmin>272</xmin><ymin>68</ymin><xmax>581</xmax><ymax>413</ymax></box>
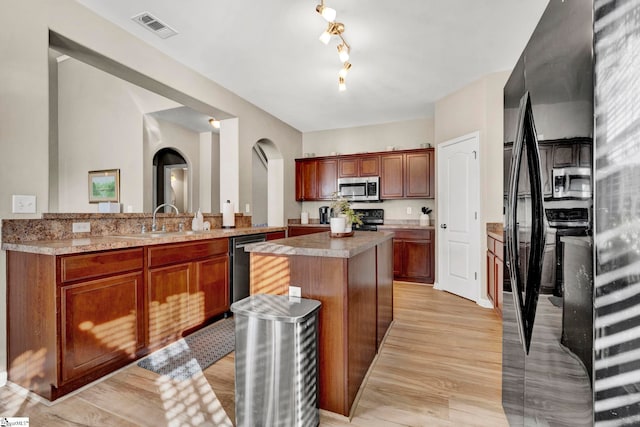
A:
<box><xmin>435</xmin><ymin>131</ymin><xmax>489</xmax><ymax>307</ymax></box>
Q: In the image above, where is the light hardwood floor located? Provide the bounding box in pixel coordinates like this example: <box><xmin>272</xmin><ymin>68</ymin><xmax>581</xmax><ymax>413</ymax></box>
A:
<box><xmin>0</xmin><ymin>282</ymin><xmax>507</xmax><ymax>426</ymax></box>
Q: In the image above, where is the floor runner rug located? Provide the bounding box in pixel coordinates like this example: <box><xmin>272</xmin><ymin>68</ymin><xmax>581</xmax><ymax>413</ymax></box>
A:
<box><xmin>137</xmin><ymin>317</ymin><xmax>235</xmax><ymax>380</ymax></box>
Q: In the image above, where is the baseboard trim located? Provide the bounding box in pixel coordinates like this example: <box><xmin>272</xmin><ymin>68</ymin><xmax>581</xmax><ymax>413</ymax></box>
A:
<box><xmin>433</xmin><ymin>281</ymin><xmax>442</xmax><ymax>290</ymax></box>
<box><xmin>476</xmin><ymin>297</ymin><xmax>494</xmax><ymax>309</ymax></box>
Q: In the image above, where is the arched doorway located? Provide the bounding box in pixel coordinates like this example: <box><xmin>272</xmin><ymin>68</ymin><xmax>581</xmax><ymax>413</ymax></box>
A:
<box><xmin>251</xmin><ymin>139</ymin><xmax>284</xmax><ymax>226</ymax></box>
<box><xmin>153</xmin><ymin>148</ymin><xmax>189</xmax><ymax>212</ymax></box>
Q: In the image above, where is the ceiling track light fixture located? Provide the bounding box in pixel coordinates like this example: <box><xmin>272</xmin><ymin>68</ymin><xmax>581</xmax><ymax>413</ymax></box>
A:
<box><xmin>315</xmin><ymin>1</ymin><xmax>352</xmax><ymax>92</ymax></box>
<box><xmin>209</xmin><ymin>118</ymin><xmax>220</xmax><ymax>129</ymax></box>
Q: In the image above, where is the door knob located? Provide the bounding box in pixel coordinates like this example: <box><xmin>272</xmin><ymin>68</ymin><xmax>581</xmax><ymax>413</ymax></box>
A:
<box><xmin>440</xmin><ymin>224</ymin><xmax>447</xmax><ymax>229</ymax></box>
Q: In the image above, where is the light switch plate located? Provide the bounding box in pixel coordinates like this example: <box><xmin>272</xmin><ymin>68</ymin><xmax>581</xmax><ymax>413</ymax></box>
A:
<box><xmin>12</xmin><ymin>195</ymin><xmax>36</xmax><ymax>213</ymax></box>
<box><xmin>406</xmin><ymin>207</ymin><xmax>412</xmax><ymax>215</ymax></box>
<box><xmin>72</xmin><ymin>222</ymin><xmax>91</xmax><ymax>233</ymax></box>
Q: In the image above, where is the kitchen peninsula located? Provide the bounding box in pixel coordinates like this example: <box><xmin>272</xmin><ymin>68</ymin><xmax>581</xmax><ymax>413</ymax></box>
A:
<box><xmin>2</xmin><ymin>215</ymin><xmax>285</xmax><ymax>401</ymax></box>
<box><xmin>246</xmin><ymin>231</ymin><xmax>394</xmax><ymax>417</ymax></box>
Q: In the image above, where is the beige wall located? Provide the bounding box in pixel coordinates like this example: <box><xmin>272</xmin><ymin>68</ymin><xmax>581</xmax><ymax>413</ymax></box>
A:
<box><xmin>0</xmin><ymin>0</ymin><xmax>302</xmax><ymax>379</ymax></box>
<box><xmin>434</xmin><ymin>71</ymin><xmax>509</xmax><ymax>302</ymax></box>
<box><xmin>301</xmin><ymin>118</ymin><xmax>437</xmax><ymax>221</ymax></box>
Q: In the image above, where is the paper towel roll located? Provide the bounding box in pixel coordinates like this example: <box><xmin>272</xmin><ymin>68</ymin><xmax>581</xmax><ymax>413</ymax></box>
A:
<box><xmin>222</xmin><ymin>200</ymin><xmax>235</xmax><ymax>228</ymax></box>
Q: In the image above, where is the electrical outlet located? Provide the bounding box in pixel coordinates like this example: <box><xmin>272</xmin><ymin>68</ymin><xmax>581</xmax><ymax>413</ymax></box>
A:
<box><xmin>12</xmin><ymin>195</ymin><xmax>36</xmax><ymax>214</ymax></box>
<box><xmin>289</xmin><ymin>286</ymin><xmax>302</xmax><ymax>298</ymax></box>
<box><xmin>406</xmin><ymin>207</ymin><xmax>412</xmax><ymax>215</ymax></box>
<box><xmin>245</xmin><ymin>203</ymin><xmax>251</xmax><ymax>213</ymax></box>
<box><xmin>72</xmin><ymin>222</ymin><xmax>91</xmax><ymax>233</ymax></box>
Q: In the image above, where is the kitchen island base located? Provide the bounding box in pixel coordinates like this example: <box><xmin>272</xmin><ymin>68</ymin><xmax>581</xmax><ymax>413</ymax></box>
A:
<box><xmin>248</xmin><ymin>231</ymin><xmax>393</xmax><ymax>417</ymax></box>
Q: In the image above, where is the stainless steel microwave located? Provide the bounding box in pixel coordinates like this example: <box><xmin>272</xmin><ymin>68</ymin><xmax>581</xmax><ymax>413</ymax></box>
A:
<box><xmin>337</xmin><ymin>176</ymin><xmax>380</xmax><ymax>201</ymax></box>
<box><xmin>552</xmin><ymin>167</ymin><xmax>591</xmax><ymax>199</ymax></box>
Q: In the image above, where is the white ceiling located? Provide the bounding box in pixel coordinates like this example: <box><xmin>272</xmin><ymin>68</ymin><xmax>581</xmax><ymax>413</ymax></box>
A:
<box><xmin>75</xmin><ymin>0</ymin><xmax>548</xmax><ymax>133</ymax></box>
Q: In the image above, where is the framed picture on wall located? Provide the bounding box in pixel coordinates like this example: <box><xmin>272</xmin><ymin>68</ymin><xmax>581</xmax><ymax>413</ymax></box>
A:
<box><xmin>88</xmin><ymin>169</ymin><xmax>120</xmax><ymax>203</ymax></box>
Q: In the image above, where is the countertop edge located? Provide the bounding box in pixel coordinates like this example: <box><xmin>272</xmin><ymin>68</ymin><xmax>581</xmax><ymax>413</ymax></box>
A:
<box><xmin>245</xmin><ymin>231</ymin><xmax>394</xmax><ymax>259</ymax></box>
<box><xmin>1</xmin><ymin>226</ymin><xmax>287</xmax><ymax>255</ymax></box>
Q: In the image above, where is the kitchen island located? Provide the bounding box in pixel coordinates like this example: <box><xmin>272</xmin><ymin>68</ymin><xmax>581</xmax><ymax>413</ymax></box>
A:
<box><xmin>246</xmin><ymin>231</ymin><xmax>394</xmax><ymax>417</ymax></box>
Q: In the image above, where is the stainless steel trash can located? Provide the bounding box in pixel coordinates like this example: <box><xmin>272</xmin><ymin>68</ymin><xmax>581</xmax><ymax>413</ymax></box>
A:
<box><xmin>231</xmin><ymin>294</ymin><xmax>321</xmax><ymax>427</ymax></box>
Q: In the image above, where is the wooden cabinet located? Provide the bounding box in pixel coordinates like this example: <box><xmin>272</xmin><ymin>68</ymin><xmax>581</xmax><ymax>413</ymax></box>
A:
<box><xmin>297</xmin><ymin>149</ymin><xmax>433</xmax><ymax>201</ymax></box>
<box><xmin>391</xmin><ymin>228</ymin><xmax>435</xmax><ymax>283</ymax></box>
<box><xmin>552</xmin><ymin>141</ymin><xmax>592</xmax><ymax>168</ymax></box>
<box><xmin>380</xmin><ymin>149</ymin><xmax>434</xmax><ymax>199</ymax></box>
<box><xmin>295</xmin><ymin>159</ymin><xmax>317</xmax><ymax>201</ymax></box>
<box><xmin>7</xmin><ymin>247</ymin><xmax>144</xmax><ymax>400</ymax></box>
<box><xmin>317</xmin><ymin>159</ymin><xmax>338</xmax><ymax>199</ymax></box>
<box><xmin>266</xmin><ymin>230</ymin><xmax>286</xmax><ymax>240</ymax></box>
<box><xmin>487</xmin><ymin>231</ymin><xmax>504</xmax><ymax>317</ymax></box>
<box><xmin>539</xmin><ymin>145</ymin><xmax>554</xmax><ymax>197</ymax></box>
<box><xmin>295</xmin><ymin>158</ymin><xmax>336</xmax><ymax>201</ymax></box>
<box><xmin>338</xmin><ymin>155</ymin><xmax>380</xmax><ymax>178</ymax></box>
<box><xmin>380</xmin><ymin>153</ymin><xmax>404</xmax><ymax>198</ymax></box>
<box><xmin>288</xmin><ymin>225</ymin><xmax>329</xmax><ymax>237</ymax></box>
<box><xmin>147</xmin><ymin>239</ymin><xmax>229</xmax><ymax>349</ymax></box>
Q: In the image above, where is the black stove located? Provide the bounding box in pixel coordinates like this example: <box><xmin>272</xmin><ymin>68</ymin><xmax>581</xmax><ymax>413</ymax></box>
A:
<box><xmin>353</xmin><ymin>209</ymin><xmax>384</xmax><ymax>231</ymax></box>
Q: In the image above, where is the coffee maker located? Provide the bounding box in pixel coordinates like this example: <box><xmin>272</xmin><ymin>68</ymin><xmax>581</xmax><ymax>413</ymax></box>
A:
<box><xmin>319</xmin><ymin>206</ymin><xmax>330</xmax><ymax>224</ymax></box>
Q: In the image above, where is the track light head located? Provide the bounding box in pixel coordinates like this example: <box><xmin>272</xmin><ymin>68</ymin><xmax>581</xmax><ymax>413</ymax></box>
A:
<box><xmin>339</xmin><ymin>62</ymin><xmax>352</xmax><ymax>78</ymax></box>
<box><xmin>337</xmin><ymin>43</ymin><xmax>350</xmax><ymax>63</ymax></box>
<box><xmin>338</xmin><ymin>76</ymin><xmax>346</xmax><ymax>92</ymax></box>
<box><xmin>316</xmin><ymin>4</ymin><xmax>336</xmax><ymax>22</ymax></box>
<box><xmin>319</xmin><ymin>22</ymin><xmax>344</xmax><ymax>44</ymax></box>
<box><xmin>209</xmin><ymin>118</ymin><xmax>220</xmax><ymax>129</ymax></box>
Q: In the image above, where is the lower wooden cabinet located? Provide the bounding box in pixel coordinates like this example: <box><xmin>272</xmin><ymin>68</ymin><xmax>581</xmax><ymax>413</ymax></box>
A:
<box><xmin>7</xmin><ymin>238</ymin><xmax>230</xmax><ymax>401</ymax></box>
<box><xmin>288</xmin><ymin>225</ymin><xmax>329</xmax><ymax>236</ymax></box>
<box><xmin>60</xmin><ymin>272</ymin><xmax>144</xmax><ymax>383</ymax></box>
<box><xmin>390</xmin><ymin>228</ymin><xmax>435</xmax><ymax>283</ymax></box>
<box><xmin>487</xmin><ymin>231</ymin><xmax>504</xmax><ymax>317</ymax></box>
<box><xmin>147</xmin><ymin>239</ymin><xmax>229</xmax><ymax>350</ymax></box>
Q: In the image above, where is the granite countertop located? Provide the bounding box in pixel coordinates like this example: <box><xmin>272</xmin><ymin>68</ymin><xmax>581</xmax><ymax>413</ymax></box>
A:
<box><xmin>245</xmin><ymin>230</ymin><xmax>394</xmax><ymax>259</ymax></box>
<box><xmin>1</xmin><ymin>226</ymin><xmax>287</xmax><ymax>256</ymax></box>
<box><xmin>487</xmin><ymin>222</ymin><xmax>504</xmax><ymax>242</ymax></box>
<box><xmin>288</xmin><ymin>223</ymin><xmax>435</xmax><ymax>230</ymax></box>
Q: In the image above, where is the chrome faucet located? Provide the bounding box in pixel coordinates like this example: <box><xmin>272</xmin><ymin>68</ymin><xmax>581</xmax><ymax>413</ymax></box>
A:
<box><xmin>152</xmin><ymin>203</ymin><xmax>179</xmax><ymax>232</ymax></box>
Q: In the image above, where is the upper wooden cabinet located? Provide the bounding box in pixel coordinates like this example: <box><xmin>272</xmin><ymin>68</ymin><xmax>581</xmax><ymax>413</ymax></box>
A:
<box><xmin>297</xmin><ymin>148</ymin><xmax>434</xmax><ymax>201</ymax></box>
<box><xmin>380</xmin><ymin>149</ymin><xmax>434</xmax><ymax>199</ymax></box>
<box><xmin>338</xmin><ymin>155</ymin><xmax>380</xmax><ymax>178</ymax></box>
<box><xmin>295</xmin><ymin>158</ymin><xmax>337</xmax><ymax>201</ymax></box>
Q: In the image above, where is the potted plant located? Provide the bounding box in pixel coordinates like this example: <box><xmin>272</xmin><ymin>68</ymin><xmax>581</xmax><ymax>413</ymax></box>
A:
<box><xmin>330</xmin><ymin>192</ymin><xmax>363</xmax><ymax>233</ymax></box>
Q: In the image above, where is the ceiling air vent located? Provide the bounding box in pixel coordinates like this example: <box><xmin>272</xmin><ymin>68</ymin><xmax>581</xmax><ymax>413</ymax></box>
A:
<box><xmin>131</xmin><ymin>12</ymin><xmax>178</xmax><ymax>39</ymax></box>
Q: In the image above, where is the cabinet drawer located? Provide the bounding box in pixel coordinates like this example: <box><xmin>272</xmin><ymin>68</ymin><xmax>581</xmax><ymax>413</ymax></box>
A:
<box><xmin>59</xmin><ymin>248</ymin><xmax>143</xmax><ymax>284</ymax></box>
<box><xmin>390</xmin><ymin>229</ymin><xmax>433</xmax><ymax>241</ymax></box>
<box><xmin>148</xmin><ymin>239</ymin><xmax>228</xmax><ymax>268</ymax></box>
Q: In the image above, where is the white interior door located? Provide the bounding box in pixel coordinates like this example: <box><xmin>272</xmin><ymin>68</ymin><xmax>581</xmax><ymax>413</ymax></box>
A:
<box><xmin>436</xmin><ymin>132</ymin><xmax>480</xmax><ymax>302</ymax></box>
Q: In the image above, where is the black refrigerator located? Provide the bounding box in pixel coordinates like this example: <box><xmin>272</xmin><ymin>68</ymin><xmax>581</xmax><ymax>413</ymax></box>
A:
<box><xmin>504</xmin><ymin>1</ymin><xmax>640</xmax><ymax>425</ymax></box>
<box><xmin>503</xmin><ymin>0</ymin><xmax>594</xmax><ymax>425</ymax></box>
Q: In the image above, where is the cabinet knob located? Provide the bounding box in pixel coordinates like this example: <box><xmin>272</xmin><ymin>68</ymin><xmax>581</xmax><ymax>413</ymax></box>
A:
<box><xmin>440</xmin><ymin>224</ymin><xmax>447</xmax><ymax>229</ymax></box>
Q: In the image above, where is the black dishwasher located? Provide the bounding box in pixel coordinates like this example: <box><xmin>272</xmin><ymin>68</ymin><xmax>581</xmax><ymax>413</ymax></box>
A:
<box><xmin>229</xmin><ymin>234</ymin><xmax>266</xmax><ymax>303</ymax></box>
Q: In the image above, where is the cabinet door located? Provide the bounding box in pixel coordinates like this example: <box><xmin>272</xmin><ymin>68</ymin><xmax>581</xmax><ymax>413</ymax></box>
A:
<box><xmin>487</xmin><ymin>251</ymin><xmax>496</xmax><ymax>307</ymax></box>
<box><xmin>296</xmin><ymin>160</ymin><xmax>318</xmax><ymax>201</ymax></box>
<box><xmin>539</xmin><ymin>145</ymin><xmax>554</xmax><ymax>197</ymax></box>
<box><xmin>60</xmin><ymin>272</ymin><xmax>144</xmax><ymax>383</ymax></box>
<box><xmin>393</xmin><ymin>240</ymin><xmax>404</xmax><ymax>277</ymax></box>
<box><xmin>495</xmin><ymin>256</ymin><xmax>504</xmax><ymax>316</ymax></box>
<box><xmin>578</xmin><ymin>143</ymin><xmax>591</xmax><ymax>167</ymax></box>
<box><xmin>504</xmin><ymin>146</ymin><xmax>512</xmax><ymax>197</ymax></box>
<box><xmin>404</xmin><ymin>240</ymin><xmax>433</xmax><ymax>282</ymax></box>
<box><xmin>359</xmin><ymin>155</ymin><xmax>380</xmax><ymax>177</ymax></box>
<box><xmin>338</xmin><ymin>158</ymin><xmax>358</xmax><ymax>178</ymax></box>
<box><xmin>191</xmin><ymin>255</ymin><xmax>229</xmax><ymax>327</ymax></box>
<box><xmin>380</xmin><ymin>154</ymin><xmax>404</xmax><ymax>199</ymax></box>
<box><xmin>553</xmin><ymin>144</ymin><xmax>576</xmax><ymax>167</ymax></box>
<box><xmin>405</xmin><ymin>151</ymin><xmax>433</xmax><ymax>198</ymax></box>
<box><xmin>148</xmin><ymin>263</ymin><xmax>191</xmax><ymax>348</ymax></box>
<box><xmin>317</xmin><ymin>159</ymin><xmax>338</xmax><ymax>199</ymax></box>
